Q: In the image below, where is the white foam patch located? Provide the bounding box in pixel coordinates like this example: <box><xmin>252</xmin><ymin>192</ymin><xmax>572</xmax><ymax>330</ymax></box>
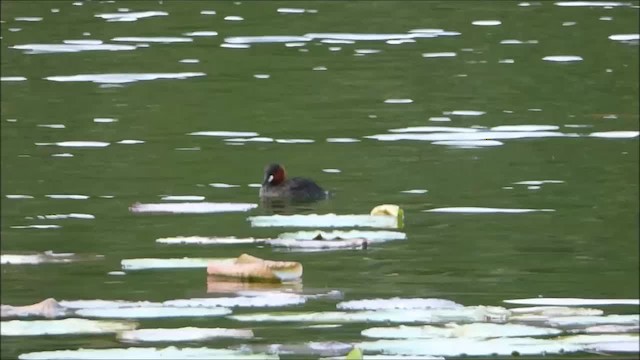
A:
<box><xmin>513</xmin><ymin>180</ymin><xmax>564</xmax><ymax>185</ymax></box>
<box><xmin>45</xmin><ymin>72</ymin><xmax>205</xmax><ymax>84</ymax></box>
<box><xmin>225</xmin><ymin>36</ymin><xmax>310</xmax><ymax>44</ymax></box>
<box><xmin>248</xmin><ymin>214</ymin><xmax>400</xmax><ymax>229</ymax></box>
<box><xmin>609</xmin><ymin>34</ymin><xmax>639</xmax><ymax>41</ymax></box>
<box><xmin>543</xmin><ymin>55</ymin><xmax>583</xmax><ymax>62</ymax></box>
<box><xmin>589</xmin><ymin>131</ymin><xmax>639</xmax><ymax>138</ymax></box>
<box><xmin>10</xmin><ymin>225</ymin><xmax>60</xmax><ymax>229</ymax></box>
<box><xmin>37</xmin><ymin>124</ymin><xmax>65</xmax><ymax>128</ymax></box>
<box><xmin>160</xmin><ymin>196</ymin><xmax>205</xmax><ymax>201</ymax></box>
<box><xmin>390</xmin><ymin>126</ymin><xmax>477</xmax><ymax>133</ymax></box>
<box><xmin>129</xmin><ymin>202</ymin><xmax>257</xmax><ymax>214</ymax></box>
<box><xmin>555</xmin><ymin>1</ymin><xmax>631</xmax><ymax>7</ymax></box>
<box><xmin>361</xmin><ymin>323</ymin><xmax>561</xmax><ymax>339</ymax></box>
<box><xmin>275</xmin><ymin>139</ymin><xmax>315</xmax><ymax>144</ymax></box>
<box><xmin>6</xmin><ymin>195</ymin><xmax>34</xmax><ymax>199</ymax></box>
<box><xmin>1</xmin><ymin>76</ymin><xmax>27</xmax><ymax>81</ymax></box>
<box><xmin>119</xmin><ymin>327</ymin><xmax>253</xmax><ymax>342</ymax></box>
<box><xmin>183</xmin><ymin>31</ymin><xmax>218</xmax><ymax>37</ymax></box>
<box><xmin>432</xmin><ymin>140</ymin><xmax>504</xmax><ymax>147</ymax></box>
<box><xmin>1</xmin><ymin>318</ymin><xmax>136</xmax><ymax>336</ymax></box>
<box><xmin>401</xmin><ymin>189</ymin><xmax>428</xmax><ymax>194</ymax></box>
<box><xmin>504</xmin><ymin>298</ymin><xmax>640</xmax><ymax>306</ymax></box>
<box><xmin>230</xmin><ymin>306</ymin><xmax>511</xmax><ymax>324</ymax></box>
<box><xmin>156</xmin><ymin>236</ymin><xmax>266</xmax><ymax>245</ymax></box>
<box><xmin>338</xmin><ymin>298</ymin><xmax>462</xmax><ymax>310</ymax></box>
<box><xmin>422</xmin><ymin>52</ymin><xmax>456</xmax><ymax>58</ymax></box>
<box><xmin>11</xmin><ymin>43</ymin><xmax>137</xmax><ymax>54</ymax></box>
<box><xmin>35</xmin><ymin>213</ymin><xmax>94</xmax><ymax>220</ymax></box>
<box><xmin>117</xmin><ymin>140</ymin><xmax>144</xmax><ymax>144</ymax></box>
<box><xmin>366</xmin><ymin>131</ymin><xmax>573</xmax><ymax>142</ymax></box>
<box><xmin>326</xmin><ymin>138</ymin><xmax>360</xmax><ymax>143</ymax></box>
<box><xmin>36</xmin><ymin>141</ymin><xmax>109</xmax><ymax>147</ymax></box>
<box><xmin>277</xmin><ymin>230</ymin><xmax>406</xmax><ymax>242</ymax></box>
<box><xmin>472</xmin><ymin>20</ymin><xmax>501</xmax><ymax>26</ymax></box>
<box><xmin>121</xmin><ymin>257</ymin><xmax>233</xmax><ymax>270</ymax></box>
<box><xmin>224</xmin><ymin>137</ymin><xmax>273</xmax><ymax>142</ymax></box>
<box><xmin>425</xmin><ymin>207</ymin><xmax>554</xmax><ymax>214</ymax></box>
<box><xmin>19</xmin><ymin>347</ymin><xmax>279</xmax><ymax>360</ymax></box>
<box><xmin>491</xmin><ymin>125</ymin><xmax>559</xmax><ymax>132</ymax></box>
<box><xmin>384</xmin><ymin>99</ymin><xmax>413</xmax><ymax>104</ymax></box>
<box><xmin>76</xmin><ymin>306</ymin><xmax>231</xmax><ymax>318</ymax></box>
<box><xmin>45</xmin><ymin>194</ymin><xmax>89</xmax><ymax>199</ymax></box>
<box><xmin>112</xmin><ymin>36</ymin><xmax>192</xmax><ymax>43</ymax></box>
<box><xmin>95</xmin><ymin>11</ymin><xmax>168</xmax><ymax>22</ymax></box>
<box><xmin>209</xmin><ymin>183</ymin><xmax>241</xmax><ymax>188</ymax></box>
<box><xmin>189</xmin><ymin>131</ymin><xmax>258</xmax><ymax>137</ymax></box>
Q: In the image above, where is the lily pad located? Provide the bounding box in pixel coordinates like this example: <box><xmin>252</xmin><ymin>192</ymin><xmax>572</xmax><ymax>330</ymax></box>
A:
<box><xmin>268</xmin><ymin>238</ymin><xmax>368</xmax><ymax>251</ymax></box>
<box><xmin>156</xmin><ymin>236</ymin><xmax>268</xmax><ymax>245</ymax></box>
<box><xmin>504</xmin><ymin>298</ymin><xmax>639</xmax><ymax>306</ymax></box>
<box><xmin>118</xmin><ymin>327</ymin><xmax>254</xmax><ymax>342</ymax></box>
<box><xmin>130</xmin><ymin>202</ymin><xmax>257</xmax><ymax>214</ymax></box>
<box><xmin>361</xmin><ymin>323</ymin><xmax>561</xmax><ymax>339</ymax></box>
<box><xmin>76</xmin><ymin>306</ymin><xmax>231</xmax><ymax>319</ymax></box>
<box><xmin>18</xmin><ymin>347</ymin><xmax>279</xmax><ymax>360</ymax></box>
<box><xmin>278</xmin><ymin>230</ymin><xmax>406</xmax><ymax>242</ymax></box>
<box><xmin>248</xmin><ymin>214</ymin><xmax>399</xmax><ymax>229</ymax></box>
<box><xmin>1</xmin><ymin>298</ymin><xmax>68</xmax><ymax>319</ymax></box>
<box><xmin>337</xmin><ymin>298</ymin><xmax>462</xmax><ymax>310</ymax></box>
<box><xmin>2</xmin><ymin>318</ymin><xmax>137</xmax><ymax>336</ymax></box>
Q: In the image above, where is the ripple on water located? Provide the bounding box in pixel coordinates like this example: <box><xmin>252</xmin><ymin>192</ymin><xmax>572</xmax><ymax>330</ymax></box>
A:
<box><xmin>189</xmin><ymin>131</ymin><xmax>259</xmax><ymax>137</ymax></box>
<box><xmin>112</xmin><ymin>37</ymin><xmax>192</xmax><ymax>43</ymax></box>
<box><xmin>11</xmin><ymin>43</ymin><xmax>137</xmax><ymax>54</ymax></box>
<box><xmin>224</xmin><ymin>16</ymin><xmax>244</xmax><ymax>21</ymax></box>
<box><xmin>1</xmin><ymin>76</ymin><xmax>27</xmax><ymax>81</ymax></box>
<box><xmin>323</xmin><ymin>169</ymin><xmax>341</xmax><ymax>173</ymax></box>
<box><xmin>384</xmin><ymin>99</ymin><xmax>413</xmax><ymax>104</ymax></box>
<box><xmin>94</xmin><ymin>118</ymin><xmax>117</xmax><ymax>123</ymax></box>
<box><xmin>275</xmin><ymin>139</ymin><xmax>315</xmax><ymax>144</ymax></box>
<box><xmin>425</xmin><ymin>207</ymin><xmax>555</xmax><ymax>213</ymax></box>
<box><xmin>200</xmin><ymin>10</ymin><xmax>217</xmax><ymax>15</ymax></box>
<box><xmin>15</xmin><ymin>17</ymin><xmax>43</xmax><ymax>21</ymax></box>
<box><xmin>45</xmin><ymin>72</ymin><xmax>205</xmax><ymax>84</ymax></box>
<box><xmin>500</xmin><ymin>39</ymin><xmax>538</xmax><ymax>45</ymax></box>
<box><xmin>36</xmin><ymin>141</ymin><xmax>109</xmax><ymax>147</ymax></box>
<box><xmin>432</xmin><ymin>140</ymin><xmax>504</xmax><ymax>148</ymax></box>
<box><xmin>491</xmin><ymin>125</ymin><xmax>559</xmax><ymax>132</ymax></box>
<box><xmin>225</xmin><ymin>137</ymin><xmax>274</xmax><ymax>142</ymax></box>
<box><xmin>209</xmin><ymin>183</ymin><xmax>241</xmax><ymax>188</ymax></box>
<box><xmin>6</xmin><ymin>195</ymin><xmax>34</xmax><ymax>199</ymax></box>
<box><xmin>117</xmin><ymin>140</ymin><xmax>145</xmax><ymax>144</ymax></box>
<box><xmin>180</xmin><ymin>59</ymin><xmax>200</xmax><ymax>63</ymax></box>
<box><xmin>45</xmin><ymin>194</ymin><xmax>89</xmax><ymax>199</ymax></box>
<box><xmin>422</xmin><ymin>52</ymin><xmax>457</xmax><ymax>58</ymax></box>
<box><xmin>37</xmin><ymin>124</ymin><xmax>65</xmax><ymax>128</ymax></box>
<box><xmin>161</xmin><ymin>195</ymin><xmax>205</xmax><ymax>201</ymax></box>
<box><xmin>254</xmin><ymin>74</ymin><xmax>270</xmax><ymax>79</ymax></box>
<box><xmin>95</xmin><ymin>11</ymin><xmax>168</xmax><ymax>22</ymax></box>
<box><xmin>225</xmin><ymin>36</ymin><xmax>311</xmax><ymax>44</ymax></box>
<box><xmin>472</xmin><ymin>20</ymin><xmax>502</xmax><ymax>26</ymax></box>
<box><xmin>555</xmin><ymin>1</ymin><xmax>631</xmax><ymax>7</ymax></box>
<box><xmin>542</xmin><ymin>55</ymin><xmax>583</xmax><ymax>62</ymax></box>
<box><xmin>183</xmin><ymin>31</ymin><xmax>218</xmax><ymax>37</ymax></box>
<box><xmin>52</xmin><ymin>153</ymin><xmax>73</xmax><ymax>157</ymax></box>
<box><xmin>446</xmin><ymin>110</ymin><xmax>486</xmax><ymax>116</ymax></box>
<box><xmin>326</xmin><ymin>138</ymin><xmax>360</xmax><ymax>143</ymax></box>
<box><xmin>277</xmin><ymin>8</ymin><xmax>307</xmax><ymax>13</ymax></box>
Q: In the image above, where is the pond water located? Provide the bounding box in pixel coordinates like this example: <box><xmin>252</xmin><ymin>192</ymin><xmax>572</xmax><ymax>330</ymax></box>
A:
<box><xmin>1</xmin><ymin>0</ymin><xmax>638</xmax><ymax>359</ymax></box>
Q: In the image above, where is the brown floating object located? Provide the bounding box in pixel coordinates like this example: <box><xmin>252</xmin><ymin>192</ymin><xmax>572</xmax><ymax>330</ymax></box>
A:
<box><xmin>207</xmin><ymin>253</ymin><xmax>303</xmax><ymax>282</ymax></box>
<box><xmin>1</xmin><ymin>298</ymin><xmax>68</xmax><ymax>319</ymax></box>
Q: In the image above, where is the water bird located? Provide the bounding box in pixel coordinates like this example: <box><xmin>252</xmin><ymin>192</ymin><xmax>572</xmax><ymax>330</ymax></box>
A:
<box><xmin>259</xmin><ymin>163</ymin><xmax>326</xmax><ymax>201</ymax></box>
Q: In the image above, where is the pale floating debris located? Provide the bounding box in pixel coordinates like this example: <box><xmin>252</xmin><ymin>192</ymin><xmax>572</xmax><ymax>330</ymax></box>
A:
<box><xmin>119</xmin><ymin>327</ymin><xmax>254</xmax><ymax>342</ymax></box>
<box><xmin>365</xmin><ymin>130</ymin><xmax>573</xmax><ymax>142</ymax></box>
<box><xmin>268</xmin><ymin>238</ymin><xmax>368</xmax><ymax>251</ymax></box>
<box><xmin>322</xmin><ymin>168</ymin><xmax>341</xmax><ymax>173</ymax></box>
<box><xmin>321</xmin><ymin>39</ymin><xmax>355</xmax><ymax>44</ymax></box>
<box><xmin>491</xmin><ymin>125</ymin><xmax>559</xmax><ymax>131</ymax></box>
<box><xmin>275</xmin><ymin>139</ymin><xmax>314</xmax><ymax>144</ymax></box>
<box><xmin>326</xmin><ymin>137</ymin><xmax>360</xmax><ymax>143</ymax></box>
<box><xmin>308</xmin><ymin>324</ymin><xmax>342</xmax><ymax>329</ymax></box>
<box><xmin>10</xmin><ymin>225</ymin><xmax>60</xmax><ymax>229</ymax></box>
<box><xmin>95</xmin><ymin>11</ymin><xmax>168</xmax><ymax>22</ymax></box>
<box><xmin>1</xmin><ymin>318</ymin><xmax>136</xmax><ymax>336</ymax></box>
<box><xmin>547</xmin><ymin>314</ymin><xmax>639</xmax><ymax>327</ymax></box>
<box><xmin>160</xmin><ymin>195</ymin><xmax>205</xmax><ymax>201</ymax></box>
<box><xmin>563</xmin><ymin>21</ymin><xmax>577</xmax><ymax>26</ymax></box>
<box><xmin>602</xmin><ymin>114</ymin><xmax>618</xmax><ymax>119</ymax></box>
<box><xmin>58</xmin><ymin>299</ymin><xmax>160</xmax><ymax>309</ymax></box>
<box><xmin>200</xmin><ymin>10</ymin><xmax>217</xmax><ymax>15</ymax></box>
<box><xmin>500</xmin><ymin>39</ymin><xmax>538</xmax><ymax>45</ymax></box>
<box><xmin>447</xmin><ymin>110</ymin><xmax>485</xmax><ymax>116</ymax></box>
<box><xmin>528</xmin><ymin>186</ymin><xmax>541</xmax><ymax>190</ymax></box>
<box><xmin>45</xmin><ymin>194</ymin><xmax>90</xmax><ymax>199</ymax></box>
<box><xmin>600</xmin><ymin>16</ymin><xmax>613</xmax><ymax>20</ymax></box>
<box><xmin>117</xmin><ymin>139</ymin><xmax>144</xmax><ymax>144</ymax></box>
<box><xmin>513</xmin><ymin>180</ymin><xmax>564</xmax><ymax>185</ymax></box>
<box><xmin>1</xmin><ymin>76</ymin><xmax>27</xmax><ymax>81</ymax></box>
<box><xmin>362</xmin><ymin>323</ymin><xmax>561</xmax><ymax>339</ymax></box>
<box><xmin>401</xmin><ymin>189</ymin><xmax>428</xmax><ymax>194</ymax></box>
<box><xmin>429</xmin><ymin>117</ymin><xmax>451</xmax><ymax>122</ymax></box>
<box><xmin>35</xmin><ymin>213</ymin><xmax>94</xmax><ymax>220</ymax></box>
<box><xmin>183</xmin><ymin>31</ymin><xmax>218</xmax><ymax>36</ymax></box>
<box><xmin>1</xmin><ymin>298</ymin><xmax>67</xmax><ymax>319</ymax></box>
<box><xmin>63</xmin><ymin>39</ymin><xmax>103</xmax><ymax>45</ymax></box>
<box><xmin>157</xmin><ymin>236</ymin><xmax>265</xmax><ymax>245</ymax></box>
<box><xmin>130</xmin><ymin>202</ymin><xmax>256</xmax><ymax>214</ymax></box>
<box><xmin>6</xmin><ymin>195</ymin><xmax>34</xmax><ymax>199</ymax></box>
<box><xmin>422</xmin><ymin>52</ymin><xmax>457</xmax><ymax>58</ymax></box>
<box><xmin>112</xmin><ymin>36</ymin><xmax>192</xmax><ymax>43</ymax></box>
<box><xmin>277</xmin><ymin>7</ymin><xmax>306</xmax><ymax>13</ymax></box>
<box><xmin>15</xmin><ymin>17</ymin><xmax>43</xmax><ymax>21</ymax></box>
<box><xmin>37</xmin><ymin>124</ymin><xmax>65</xmax><ymax>128</ymax></box>
<box><xmin>189</xmin><ymin>130</ymin><xmax>259</xmax><ymax>137</ymax></box>
<box><xmin>226</xmin><ymin>35</ymin><xmax>311</xmax><ymax>44</ymax></box>
<box><xmin>555</xmin><ymin>1</ymin><xmax>631</xmax><ymax>6</ymax></box>
<box><xmin>19</xmin><ymin>347</ymin><xmax>279</xmax><ymax>360</ymax></box>
<box><xmin>36</xmin><ymin>141</ymin><xmax>109</xmax><ymax>147</ymax></box>
<box><xmin>220</xmin><ymin>43</ymin><xmax>251</xmax><ymax>49</ymax></box>
<box><xmin>207</xmin><ymin>254</ymin><xmax>303</xmax><ymax>282</ymax></box>
<box><xmin>578</xmin><ymin>324</ymin><xmax>640</xmax><ymax>334</ymax></box>
<box><xmin>390</xmin><ymin>126</ymin><xmax>477</xmax><ymax>133</ymax></box>
<box><xmin>286</xmin><ymin>42</ymin><xmax>307</xmax><ymax>47</ymax></box>
<box><xmin>179</xmin><ymin>58</ymin><xmax>200</xmax><ymax>63</ymax></box>
<box><xmin>306</xmin><ymin>33</ymin><xmax>414</xmax><ymax>41</ymax></box>
<box><xmin>240</xmin><ymin>341</ymin><xmax>353</xmax><ymax>357</ymax></box>
<box><xmin>432</xmin><ymin>140</ymin><xmax>504</xmax><ymax>147</ymax></box>
<box><xmin>224</xmin><ymin>136</ymin><xmax>273</xmax><ymax>142</ymax></box>
<box><xmin>589</xmin><ymin>131</ymin><xmax>639</xmax><ymax>138</ymax></box>
<box><xmin>45</xmin><ymin>72</ymin><xmax>205</xmax><ymax>84</ymax></box>
<box><xmin>209</xmin><ymin>183</ymin><xmax>241</xmax><ymax>188</ymax></box>
<box><xmin>11</xmin><ymin>43</ymin><xmax>137</xmax><ymax>54</ymax></box>
<box><xmin>230</xmin><ymin>306</ymin><xmax>511</xmax><ymax>324</ymax></box>
<box><xmin>384</xmin><ymin>99</ymin><xmax>413</xmax><ymax>104</ymax></box>
<box><xmin>519</xmin><ymin>1</ymin><xmax>532</xmax><ymax>5</ymax></box>
<box><xmin>387</xmin><ymin>39</ymin><xmax>415</xmax><ymax>45</ymax></box>
<box><xmin>338</xmin><ymin>298</ymin><xmax>462</xmax><ymax>310</ymax></box>
<box><xmin>609</xmin><ymin>34</ymin><xmax>639</xmax><ymax>41</ymax></box>
<box><xmin>1</xmin><ymin>251</ymin><xmax>80</xmax><ymax>265</ymax></box>
<box><xmin>176</xmin><ymin>147</ymin><xmax>200</xmax><ymax>151</ymax></box>
<box><xmin>164</xmin><ymin>294</ymin><xmax>306</xmax><ymax>308</ymax></box>
<box><xmin>313</xmin><ymin>66</ymin><xmax>328</xmax><ymax>70</ymax></box>
<box><xmin>108</xmin><ymin>271</ymin><xmax>126</xmax><ymax>276</ymax></box>
<box><xmin>472</xmin><ymin>20</ymin><xmax>501</xmax><ymax>26</ymax></box>
<box><xmin>100</xmin><ymin>195</ymin><xmax>115</xmax><ymax>198</ymax></box>
<box><xmin>425</xmin><ymin>207</ymin><xmax>554</xmax><ymax>214</ymax></box>
<box><xmin>224</xmin><ymin>15</ymin><xmax>244</xmax><ymax>21</ymax></box>
<box><xmin>543</xmin><ymin>55</ymin><xmax>583</xmax><ymax>62</ymax></box>
<box><xmin>509</xmin><ymin>306</ymin><xmax>603</xmax><ymax>317</ymax></box>
<box><xmin>248</xmin><ymin>183</ymin><xmax>262</xmax><ymax>188</ymax></box>
<box><xmin>355</xmin><ymin>49</ymin><xmax>381</xmax><ymax>54</ymax></box>
<box><xmin>249</xmin><ymin>214</ymin><xmax>400</xmax><ymax>229</ymax></box>
<box><xmin>93</xmin><ymin>117</ymin><xmax>117</xmax><ymax>123</ymax></box>
<box><xmin>499</xmin><ymin>59</ymin><xmax>515</xmax><ymax>63</ymax></box>
<box><xmin>278</xmin><ymin>230</ymin><xmax>406</xmax><ymax>242</ymax></box>
<box><xmin>254</xmin><ymin>74</ymin><xmax>270</xmax><ymax>79</ymax></box>
<box><xmin>504</xmin><ymin>298</ymin><xmax>639</xmax><ymax>306</ymax></box>
<box><xmin>76</xmin><ymin>306</ymin><xmax>231</xmax><ymax>319</ymax></box>
<box><xmin>121</xmin><ymin>257</ymin><xmax>233</xmax><ymax>270</ymax></box>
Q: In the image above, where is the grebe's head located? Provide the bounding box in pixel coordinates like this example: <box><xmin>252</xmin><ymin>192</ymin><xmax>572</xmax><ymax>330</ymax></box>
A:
<box><xmin>263</xmin><ymin>163</ymin><xmax>286</xmax><ymax>185</ymax></box>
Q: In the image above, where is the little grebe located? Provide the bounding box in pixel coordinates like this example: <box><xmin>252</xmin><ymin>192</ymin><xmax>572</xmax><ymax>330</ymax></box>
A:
<box><xmin>259</xmin><ymin>163</ymin><xmax>326</xmax><ymax>201</ymax></box>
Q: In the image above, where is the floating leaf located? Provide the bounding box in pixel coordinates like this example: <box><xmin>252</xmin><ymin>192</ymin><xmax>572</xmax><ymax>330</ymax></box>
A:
<box><xmin>76</xmin><ymin>306</ymin><xmax>231</xmax><ymax>319</ymax></box>
<box><xmin>118</xmin><ymin>327</ymin><xmax>254</xmax><ymax>342</ymax></box>
<box><xmin>2</xmin><ymin>318</ymin><xmax>137</xmax><ymax>336</ymax></box>
<box><xmin>361</xmin><ymin>323</ymin><xmax>561</xmax><ymax>339</ymax></box>
<box><xmin>19</xmin><ymin>347</ymin><xmax>279</xmax><ymax>360</ymax></box>
<box><xmin>338</xmin><ymin>298</ymin><xmax>462</xmax><ymax>310</ymax></box>
<box><xmin>249</xmin><ymin>214</ymin><xmax>399</xmax><ymax>229</ymax></box>
<box><xmin>504</xmin><ymin>298</ymin><xmax>639</xmax><ymax>306</ymax></box>
<box><xmin>207</xmin><ymin>254</ymin><xmax>303</xmax><ymax>282</ymax></box>
<box><xmin>130</xmin><ymin>202</ymin><xmax>257</xmax><ymax>214</ymax></box>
